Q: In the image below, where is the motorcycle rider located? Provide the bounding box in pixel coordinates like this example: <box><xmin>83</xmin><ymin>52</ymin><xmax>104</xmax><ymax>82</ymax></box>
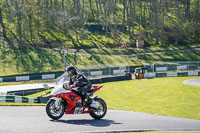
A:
<box><xmin>63</xmin><ymin>66</ymin><xmax>98</xmax><ymax>108</ymax></box>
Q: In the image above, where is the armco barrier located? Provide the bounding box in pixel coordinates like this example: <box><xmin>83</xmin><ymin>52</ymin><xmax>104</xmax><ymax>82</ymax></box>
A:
<box><xmin>177</xmin><ymin>72</ymin><xmax>188</xmax><ymax>77</ymax></box>
<box><xmin>155</xmin><ymin>73</ymin><xmax>167</xmax><ymax>78</ymax></box>
<box><xmin>143</xmin><ymin>71</ymin><xmax>200</xmax><ymax>79</ymax></box>
<box><xmin>90</xmin><ymin>74</ymin><xmax>132</xmax><ymax>84</ymax></box>
<box><xmin>0</xmin><ymin>95</ymin><xmax>38</xmax><ymax>103</ymax></box>
<box><xmin>0</xmin><ymin>66</ymin><xmax>136</xmax><ymax>82</ymax></box>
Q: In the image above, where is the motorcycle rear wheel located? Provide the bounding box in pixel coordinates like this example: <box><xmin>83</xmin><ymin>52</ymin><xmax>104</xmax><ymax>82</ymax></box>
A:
<box><xmin>46</xmin><ymin>99</ymin><xmax>65</xmax><ymax>120</ymax></box>
<box><xmin>89</xmin><ymin>97</ymin><xmax>107</xmax><ymax>119</ymax></box>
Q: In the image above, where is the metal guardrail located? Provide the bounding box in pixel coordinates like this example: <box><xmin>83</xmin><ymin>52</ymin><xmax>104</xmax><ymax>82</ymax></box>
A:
<box><xmin>143</xmin><ymin>71</ymin><xmax>200</xmax><ymax>78</ymax></box>
<box><xmin>144</xmin><ymin>61</ymin><xmax>200</xmax><ymax>72</ymax></box>
<box><xmin>0</xmin><ymin>66</ymin><xmax>137</xmax><ymax>82</ymax></box>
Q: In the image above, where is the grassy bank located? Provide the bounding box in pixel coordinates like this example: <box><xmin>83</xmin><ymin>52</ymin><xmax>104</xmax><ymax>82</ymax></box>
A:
<box><xmin>0</xmin><ymin>44</ymin><xmax>199</xmax><ymax>76</ymax></box>
<box><xmin>138</xmin><ymin>51</ymin><xmax>200</xmax><ymax>61</ymax></box>
<box><xmin>0</xmin><ymin>46</ymin><xmax>142</xmax><ymax>76</ymax></box>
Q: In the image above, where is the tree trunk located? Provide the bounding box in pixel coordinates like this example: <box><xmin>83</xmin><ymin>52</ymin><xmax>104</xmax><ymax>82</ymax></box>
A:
<box><xmin>122</xmin><ymin>0</ymin><xmax>126</xmax><ymax>33</ymax></box>
<box><xmin>152</xmin><ymin>0</ymin><xmax>159</xmax><ymax>45</ymax></box>
<box><xmin>15</xmin><ymin>0</ymin><xmax>23</xmax><ymax>45</ymax></box>
<box><xmin>95</xmin><ymin>0</ymin><xmax>99</xmax><ymax>19</ymax></box>
<box><xmin>89</xmin><ymin>0</ymin><xmax>95</xmax><ymax>19</ymax></box>
<box><xmin>0</xmin><ymin>7</ymin><xmax>11</xmax><ymax>44</ymax></box>
<box><xmin>62</xmin><ymin>0</ymin><xmax>64</xmax><ymax>10</ymax></box>
<box><xmin>130</xmin><ymin>0</ymin><xmax>135</xmax><ymax>36</ymax></box>
<box><xmin>186</xmin><ymin>0</ymin><xmax>190</xmax><ymax>19</ymax></box>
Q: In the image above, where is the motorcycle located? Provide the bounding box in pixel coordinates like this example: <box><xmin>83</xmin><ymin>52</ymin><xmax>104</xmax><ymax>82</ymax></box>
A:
<box><xmin>45</xmin><ymin>72</ymin><xmax>107</xmax><ymax>120</ymax></box>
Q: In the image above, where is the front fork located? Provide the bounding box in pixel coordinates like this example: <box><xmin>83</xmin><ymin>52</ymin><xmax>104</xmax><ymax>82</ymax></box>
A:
<box><xmin>50</xmin><ymin>97</ymin><xmax>61</xmax><ymax>110</ymax></box>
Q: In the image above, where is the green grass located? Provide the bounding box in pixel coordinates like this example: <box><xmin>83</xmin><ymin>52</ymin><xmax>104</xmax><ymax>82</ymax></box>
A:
<box><xmin>0</xmin><ymin>45</ymin><xmax>142</xmax><ymax>76</ymax></box>
<box><xmin>28</xmin><ymin>89</ymin><xmax>52</xmax><ymax>98</ymax></box>
<box><xmin>0</xmin><ymin>44</ymin><xmax>199</xmax><ymax>76</ymax></box>
<box><xmin>81</xmin><ymin>43</ymin><xmax>200</xmax><ymax>56</ymax></box>
<box><xmin>94</xmin><ymin>76</ymin><xmax>200</xmax><ymax>120</ymax></box>
<box><xmin>138</xmin><ymin>51</ymin><xmax>200</xmax><ymax>61</ymax></box>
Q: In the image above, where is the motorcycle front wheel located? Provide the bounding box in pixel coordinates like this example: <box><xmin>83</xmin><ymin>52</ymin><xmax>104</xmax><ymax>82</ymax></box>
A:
<box><xmin>46</xmin><ymin>99</ymin><xmax>65</xmax><ymax>120</ymax></box>
<box><xmin>89</xmin><ymin>97</ymin><xmax>107</xmax><ymax>119</ymax></box>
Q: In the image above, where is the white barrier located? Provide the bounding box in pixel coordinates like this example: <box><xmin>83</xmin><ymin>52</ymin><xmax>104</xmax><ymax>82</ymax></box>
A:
<box><xmin>144</xmin><ymin>73</ymin><xmax>156</xmax><ymax>78</ymax></box>
<box><xmin>156</xmin><ymin>67</ymin><xmax>167</xmax><ymax>72</ymax></box>
<box><xmin>28</xmin><ymin>97</ymin><xmax>34</xmax><ymax>103</ymax></box>
<box><xmin>16</xmin><ymin>76</ymin><xmax>30</xmax><ymax>81</ymax></box>
<box><xmin>42</xmin><ymin>74</ymin><xmax>55</xmax><ymax>79</ymax></box>
<box><xmin>90</xmin><ymin>71</ymin><xmax>103</xmax><ymax>76</ymax></box>
<box><xmin>0</xmin><ymin>96</ymin><xmax>6</xmax><ymax>103</ymax></box>
<box><xmin>167</xmin><ymin>72</ymin><xmax>177</xmax><ymax>77</ymax></box>
<box><xmin>188</xmin><ymin>71</ymin><xmax>198</xmax><ymax>76</ymax></box>
<box><xmin>15</xmin><ymin>96</ymin><xmax>22</xmax><ymax>103</ymax></box>
<box><xmin>113</xmin><ymin>70</ymin><xmax>124</xmax><ymax>75</ymax></box>
<box><xmin>177</xmin><ymin>65</ymin><xmax>187</xmax><ymax>70</ymax></box>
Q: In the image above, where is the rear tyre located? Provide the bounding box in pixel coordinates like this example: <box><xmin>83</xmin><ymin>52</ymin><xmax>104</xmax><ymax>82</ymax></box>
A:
<box><xmin>89</xmin><ymin>97</ymin><xmax>107</xmax><ymax>119</ymax></box>
<box><xmin>46</xmin><ymin>99</ymin><xmax>65</xmax><ymax>120</ymax></box>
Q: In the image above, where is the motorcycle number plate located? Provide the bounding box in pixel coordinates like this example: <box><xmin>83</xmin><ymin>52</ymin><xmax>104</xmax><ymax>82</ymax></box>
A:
<box><xmin>74</xmin><ymin>108</ymin><xmax>83</xmax><ymax>114</ymax></box>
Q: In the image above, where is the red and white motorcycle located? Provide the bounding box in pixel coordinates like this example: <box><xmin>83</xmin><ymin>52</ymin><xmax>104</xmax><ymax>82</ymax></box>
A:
<box><xmin>45</xmin><ymin>73</ymin><xmax>107</xmax><ymax>120</ymax></box>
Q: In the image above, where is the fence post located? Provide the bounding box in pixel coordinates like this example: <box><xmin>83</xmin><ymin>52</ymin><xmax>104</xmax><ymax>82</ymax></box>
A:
<box><xmin>109</xmin><ymin>67</ymin><xmax>111</xmax><ymax>75</ymax></box>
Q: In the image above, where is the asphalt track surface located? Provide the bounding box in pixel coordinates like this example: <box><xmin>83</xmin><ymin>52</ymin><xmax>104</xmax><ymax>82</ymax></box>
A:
<box><xmin>0</xmin><ymin>107</ymin><xmax>200</xmax><ymax>133</ymax></box>
<box><xmin>183</xmin><ymin>78</ymin><xmax>200</xmax><ymax>87</ymax></box>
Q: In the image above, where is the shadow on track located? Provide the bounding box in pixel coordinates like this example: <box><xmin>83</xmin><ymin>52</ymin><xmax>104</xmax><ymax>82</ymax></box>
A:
<box><xmin>50</xmin><ymin>119</ymin><xmax>122</xmax><ymax>127</ymax></box>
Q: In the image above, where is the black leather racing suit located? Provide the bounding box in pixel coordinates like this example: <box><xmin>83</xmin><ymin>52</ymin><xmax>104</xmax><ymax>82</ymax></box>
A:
<box><xmin>69</xmin><ymin>73</ymin><xmax>92</xmax><ymax>105</ymax></box>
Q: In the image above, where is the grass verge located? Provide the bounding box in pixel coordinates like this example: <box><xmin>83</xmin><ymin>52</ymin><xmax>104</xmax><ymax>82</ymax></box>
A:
<box><xmin>95</xmin><ymin>76</ymin><xmax>200</xmax><ymax>120</ymax></box>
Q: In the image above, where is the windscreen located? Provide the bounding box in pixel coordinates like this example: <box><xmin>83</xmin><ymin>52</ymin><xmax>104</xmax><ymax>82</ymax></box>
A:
<box><xmin>56</xmin><ymin>72</ymin><xmax>70</xmax><ymax>85</ymax></box>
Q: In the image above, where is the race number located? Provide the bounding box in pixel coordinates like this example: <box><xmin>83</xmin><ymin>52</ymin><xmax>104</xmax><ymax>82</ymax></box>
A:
<box><xmin>74</xmin><ymin>108</ymin><xmax>83</xmax><ymax>114</ymax></box>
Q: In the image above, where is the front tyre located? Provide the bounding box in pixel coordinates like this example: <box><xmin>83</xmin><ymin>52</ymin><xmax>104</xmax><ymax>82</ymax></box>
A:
<box><xmin>46</xmin><ymin>99</ymin><xmax>65</xmax><ymax>120</ymax></box>
<box><xmin>89</xmin><ymin>97</ymin><xmax>107</xmax><ymax>119</ymax></box>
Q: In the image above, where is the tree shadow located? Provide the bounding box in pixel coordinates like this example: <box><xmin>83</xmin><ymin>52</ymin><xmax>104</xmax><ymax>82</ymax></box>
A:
<box><xmin>50</xmin><ymin>119</ymin><xmax>122</xmax><ymax>127</ymax></box>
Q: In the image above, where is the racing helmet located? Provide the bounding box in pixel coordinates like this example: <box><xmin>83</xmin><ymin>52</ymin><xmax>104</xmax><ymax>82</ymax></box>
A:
<box><xmin>66</xmin><ymin>66</ymin><xmax>77</xmax><ymax>76</ymax></box>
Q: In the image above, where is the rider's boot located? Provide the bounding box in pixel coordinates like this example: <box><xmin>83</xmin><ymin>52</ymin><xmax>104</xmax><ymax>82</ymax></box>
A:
<box><xmin>82</xmin><ymin>98</ymin><xmax>87</xmax><ymax>107</ymax></box>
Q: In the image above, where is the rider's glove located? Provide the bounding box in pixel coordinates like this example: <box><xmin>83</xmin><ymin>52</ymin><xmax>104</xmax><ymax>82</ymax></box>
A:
<box><xmin>63</xmin><ymin>83</ymin><xmax>70</xmax><ymax>90</ymax></box>
<box><xmin>69</xmin><ymin>85</ymin><xmax>76</xmax><ymax>90</ymax></box>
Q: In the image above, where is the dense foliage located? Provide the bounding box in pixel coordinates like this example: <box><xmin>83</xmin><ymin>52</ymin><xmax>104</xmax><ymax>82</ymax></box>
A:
<box><xmin>0</xmin><ymin>0</ymin><xmax>199</xmax><ymax>48</ymax></box>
